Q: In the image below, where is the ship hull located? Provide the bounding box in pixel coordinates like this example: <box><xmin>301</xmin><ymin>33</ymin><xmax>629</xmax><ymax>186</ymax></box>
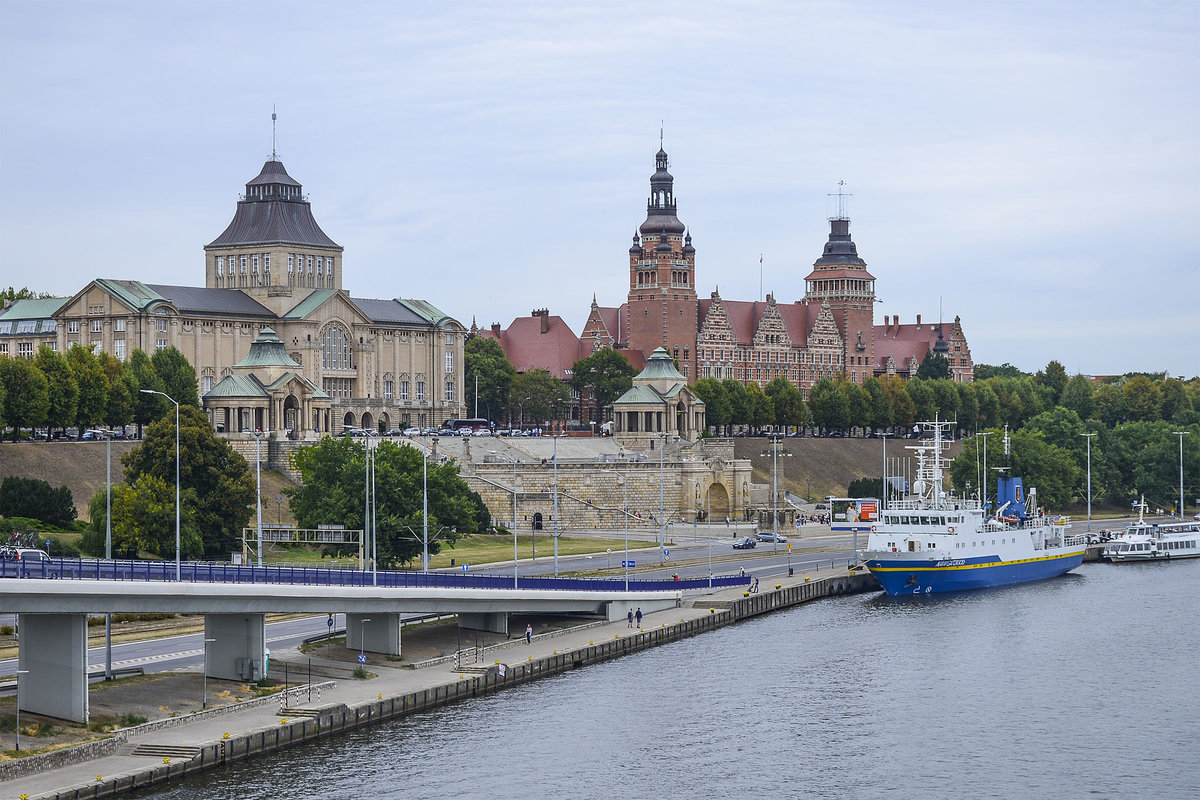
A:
<box><xmin>865</xmin><ymin>550</ymin><xmax>1085</xmax><ymax>596</ymax></box>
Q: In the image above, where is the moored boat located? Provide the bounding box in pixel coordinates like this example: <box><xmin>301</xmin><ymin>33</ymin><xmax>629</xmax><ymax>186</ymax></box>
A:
<box><xmin>1102</xmin><ymin>500</ymin><xmax>1200</xmax><ymax>561</ymax></box>
<box><xmin>861</xmin><ymin>420</ymin><xmax>1087</xmax><ymax>595</ymax></box>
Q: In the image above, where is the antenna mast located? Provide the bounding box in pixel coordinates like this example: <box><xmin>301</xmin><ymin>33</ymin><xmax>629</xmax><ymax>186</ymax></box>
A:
<box><xmin>271</xmin><ymin>105</ymin><xmax>278</xmax><ymax>161</ymax></box>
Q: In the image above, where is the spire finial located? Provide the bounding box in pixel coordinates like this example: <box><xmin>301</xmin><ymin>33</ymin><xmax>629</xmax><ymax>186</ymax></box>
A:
<box><xmin>828</xmin><ymin>180</ymin><xmax>852</xmax><ymax>220</ymax></box>
<box><xmin>271</xmin><ymin>105</ymin><xmax>278</xmax><ymax>161</ymax></box>
<box><xmin>660</xmin><ymin>121</ymin><xmax>664</xmax><ymax>150</ymax></box>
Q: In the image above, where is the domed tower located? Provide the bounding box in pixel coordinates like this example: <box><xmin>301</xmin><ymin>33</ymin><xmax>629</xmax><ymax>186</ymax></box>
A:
<box><xmin>204</xmin><ymin>158</ymin><xmax>343</xmax><ymax>311</ymax></box>
<box><xmin>802</xmin><ymin>192</ymin><xmax>877</xmax><ymax>383</ymax></box>
<box><xmin>626</xmin><ymin>146</ymin><xmax>698</xmax><ymax>378</ymax></box>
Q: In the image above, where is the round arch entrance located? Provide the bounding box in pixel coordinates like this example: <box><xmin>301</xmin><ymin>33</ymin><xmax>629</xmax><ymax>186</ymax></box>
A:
<box><xmin>283</xmin><ymin>395</ymin><xmax>299</xmax><ymax>434</ymax></box>
<box><xmin>707</xmin><ymin>482</ymin><xmax>731</xmax><ymax>518</ymax></box>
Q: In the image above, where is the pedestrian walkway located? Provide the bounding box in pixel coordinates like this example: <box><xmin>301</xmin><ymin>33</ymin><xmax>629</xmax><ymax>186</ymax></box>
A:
<box><xmin>3</xmin><ymin>564</ymin><xmax>851</xmax><ymax>800</ymax></box>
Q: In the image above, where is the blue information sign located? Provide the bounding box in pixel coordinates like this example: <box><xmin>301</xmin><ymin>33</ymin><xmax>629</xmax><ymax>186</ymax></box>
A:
<box><xmin>461</xmin><ymin>564</ymin><xmax>469</xmax><ymax>572</ymax></box>
<box><xmin>327</xmin><ymin>616</ymin><xmax>334</xmax><ymax>629</ymax></box>
<box><xmin>622</xmin><ymin>560</ymin><xmax>636</xmax><ymax>568</ymax></box>
<box><xmin>357</xmin><ymin>653</ymin><xmax>366</xmax><ymax>664</ymax></box>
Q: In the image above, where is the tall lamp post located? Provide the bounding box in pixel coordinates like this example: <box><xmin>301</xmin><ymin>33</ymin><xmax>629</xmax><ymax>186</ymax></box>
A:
<box><xmin>600</xmin><ymin>469</ymin><xmax>629</xmax><ymax>590</ymax></box>
<box><xmin>552</xmin><ymin>435</ymin><xmax>560</xmax><ymax>577</ymax></box>
<box><xmin>359</xmin><ymin>618</ymin><xmax>371</xmax><ymax>662</ymax></box>
<box><xmin>253</xmin><ymin>428</ymin><xmax>268</xmax><ymax>566</ymax></box>
<box><xmin>86</xmin><ymin>429</ymin><xmax>114</xmax><ymax>679</ymax></box>
<box><xmin>658</xmin><ymin>433</ymin><xmax>666</xmax><ymax>565</ymax></box>
<box><xmin>1081</xmin><ymin>432</ymin><xmax>1097</xmax><ymax>531</ymax></box>
<box><xmin>346</xmin><ymin>427</ymin><xmax>377</xmax><ymax>584</ymax></box>
<box><xmin>1172</xmin><ymin>431</ymin><xmax>1189</xmax><ymax>519</ymax></box>
<box><xmin>14</xmin><ymin>669</ymin><xmax>28</xmax><ymax>751</ymax></box>
<box><xmin>139</xmin><ymin>389</ymin><xmax>180</xmax><ymax>580</ymax></box>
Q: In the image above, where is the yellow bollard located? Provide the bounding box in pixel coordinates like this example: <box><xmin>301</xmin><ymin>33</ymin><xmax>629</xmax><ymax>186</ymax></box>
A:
<box><xmin>775</xmin><ymin>584</ymin><xmax>781</xmax><ymax>589</ymax></box>
<box><xmin>280</xmin><ymin>719</ymin><xmax>286</xmax><ymax>724</ymax></box>
<box><xmin>163</xmin><ymin>757</ymin><xmax>171</xmax><ymax>764</ymax></box>
<box><xmin>222</xmin><ymin>732</ymin><xmax>230</xmax><ymax>739</ymax></box>
<box><xmin>804</xmin><ymin>576</ymin><xmax>811</xmax><ymax>582</ymax></box>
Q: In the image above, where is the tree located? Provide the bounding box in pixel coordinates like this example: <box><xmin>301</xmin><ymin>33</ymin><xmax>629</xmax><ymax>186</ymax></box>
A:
<box><xmin>931</xmin><ymin>379</ymin><xmax>961</xmax><ymax>422</ymax></box>
<box><xmin>1037</xmin><ymin>360</ymin><xmax>1069</xmax><ymax>405</ymax></box>
<box><xmin>34</xmin><ymin>344</ymin><xmax>78</xmax><ymax>436</ymax></box>
<box><xmin>1160</xmin><ymin>378</ymin><xmax>1192</xmax><ymax>422</ymax></box>
<box><xmin>906</xmin><ymin>379</ymin><xmax>937</xmax><ymax>422</ymax></box>
<box><xmin>122</xmin><ymin>405</ymin><xmax>255</xmax><ymax>557</ymax></box>
<box><xmin>1060</xmin><ymin>374</ymin><xmax>1094</xmax><ymax>421</ymax></box>
<box><xmin>0</xmin><ymin>476</ymin><xmax>76</xmax><ymax>527</ymax></box>
<box><xmin>569</xmin><ymin>348</ymin><xmax>635</xmax><ymax>426</ymax></box>
<box><xmin>98</xmin><ymin>352</ymin><xmax>135</xmax><ymax>430</ymax></box>
<box><xmin>464</xmin><ymin>336</ymin><xmax>517</xmax><ymax>422</ymax></box>
<box><xmin>1090</xmin><ymin>383</ymin><xmax>1125</xmax><ymax>427</ymax></box>
<box><xmin>722</xmin><ymin>379</ymin><xmax>751</xmax><ymax>433</ymax></box>
<box><xmin>864</xmin><ymin>377</ymin><xmax>894</xmax><ymax>433</ymax></box>
<box><xmin>765</xmin><ymin>377</ymin><xmax>807</xmax><ymax>429</ymax></box>
<box><xmin>0</xmin><ymin>287</ymin><xmax>54</xmax><ymax>303</ymax></box>
<box><xmin>881</xmin><ymin>376</ymin><xmax>916</xmax><ymax>428</ymax></box>
<box><xmin>808</xmin><ymin>378</ymin><xmax>848</xmax><ymax>432</ymax></box>
<box><xmin>692</xmin><ymin>378</ymin><xmax>729</xmax><ymax>434</ymax></box>
<box><xmin>840</xmin><ymin>381</ymin><xmax>871</xmax><ymax>432</ymax></box>
<box><xmin>916</xmin><ymin>352</ymin><xmax>950</xmax><ymax>380</ymax></box>
<box><xmin>0</xmin><ymin>355</ymin><xmax>50</xmax><ymax>440</ymax></box>
<box><xmin>955</xmin><ymin>382</ymin><xmax>978</xmax><ymax>432</ymax></box>
<box><xmin>129</xmin><ymin>349</ymin><xmax>165</xmax><ymax>435</ymax></box>
<box><xmin>83</xmin><ymin>475</ymin><xmax>202</xmax><ymax>559</ymax></box>
<box><xmin>66</xmin><ymin>343</ymin><xmax>108</xmax><ymax>436</ymax></box>
<box><xmin>287</xmin><ymin>437</ymin><xmax>486</xmax><ymax>567</ymax></box>
<box><xmin>745</xmin><ymin>382</ymin><xmax>774</xmax><ymax>429</ymax></box>
<box><xmin>151</xmin><ymin>346</ymin><xmax>200</xmax><ymax>408</ymax></box>
<box><xmin>973</xmin><ymin>363</ymin><xmax>1027</xmax><ymax>380</ymax></box>
<box><xmin>510</xmin><ymin>369</ymin><xmax>571</xmax><ymax>428</ymax></box>
<box><xmin>1121</xmin><ymin>375</ymin><xmax>1162</xmax><ymax>422</ymax></box>
<box><xmin>974</xmin><ymin>381</ymin><xmax>1000</xmax><ymax>428</ymax></box>
<box><xmin>949</xmin><ymin>428</ymin><xmax>1079</xmax><ymax>509</ymax></box>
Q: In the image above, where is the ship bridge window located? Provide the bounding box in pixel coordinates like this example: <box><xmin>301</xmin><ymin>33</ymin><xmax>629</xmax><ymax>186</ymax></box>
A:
<box><xmin>919</xmin><ymin>516</ymin><xmax>930</xmax><ymax>525</ymax></box>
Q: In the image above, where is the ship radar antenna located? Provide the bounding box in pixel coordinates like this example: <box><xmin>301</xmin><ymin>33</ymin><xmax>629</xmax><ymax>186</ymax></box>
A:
<box><xmin>271</xmin><ymin>105</ymin><xmax>278</xmax><ymax>162</ymax></box>
<box><xmin>828</xmin><ymin>180</ymin><xmax>852</xmax><ymax>221</ymax></box>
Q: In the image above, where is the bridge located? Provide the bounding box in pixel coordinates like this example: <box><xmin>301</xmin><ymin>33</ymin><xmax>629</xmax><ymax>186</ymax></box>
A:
<box><xmin>1</xmin><ymin>559</ymin><xmax>748</xmax><ymax>723</ymax></box>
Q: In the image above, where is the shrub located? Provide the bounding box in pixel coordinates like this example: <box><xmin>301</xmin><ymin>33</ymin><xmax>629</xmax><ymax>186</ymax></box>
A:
<box><xmin>0</xmin><ymin>476</ymin><xmax>76</xmax><ymax>527</ymax></box>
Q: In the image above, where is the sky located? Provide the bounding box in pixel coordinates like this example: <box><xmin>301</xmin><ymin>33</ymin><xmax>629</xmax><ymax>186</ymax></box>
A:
<box><xmin>1</xmin><ymin>0</ymin><xmax>1197</xmax><ymax>377</ymax></box>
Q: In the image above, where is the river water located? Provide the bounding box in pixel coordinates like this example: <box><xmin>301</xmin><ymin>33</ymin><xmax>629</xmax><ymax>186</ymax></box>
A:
<box><xmin>134</xmin><ymin>560</ymin><xmax>1199</xmax><ymax>800</ymax></box>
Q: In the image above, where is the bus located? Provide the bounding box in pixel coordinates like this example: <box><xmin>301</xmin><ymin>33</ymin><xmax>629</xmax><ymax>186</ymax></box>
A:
<box><xmin>441</xmin><ymin>418</ymin><xmax>491</xmax><ymax>433</ymax></box>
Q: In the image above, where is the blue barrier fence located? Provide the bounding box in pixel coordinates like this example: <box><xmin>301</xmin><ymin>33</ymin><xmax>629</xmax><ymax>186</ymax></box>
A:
<box><xmin>0</xmin><ymin>558</ymin><xmax>750</xmax><ymax>593</ymax></box>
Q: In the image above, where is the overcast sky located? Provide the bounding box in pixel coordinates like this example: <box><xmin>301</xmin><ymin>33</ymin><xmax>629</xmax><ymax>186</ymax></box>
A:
<box><xmin>2</xmin><ymin>1</ymin><xmax>1196</xmax><ymax>377</ymax></box>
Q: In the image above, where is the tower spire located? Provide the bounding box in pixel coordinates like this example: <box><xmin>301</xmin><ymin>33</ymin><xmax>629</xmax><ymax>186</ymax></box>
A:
<box><xmin>828</xmin><ymin>180</ymin><xmax>852</xmax><ymax>220</ymax></box>
<box><xmin>271</xmin><ymin>105</ymin><xmax>278</xmax><ymax>162</ymax></box>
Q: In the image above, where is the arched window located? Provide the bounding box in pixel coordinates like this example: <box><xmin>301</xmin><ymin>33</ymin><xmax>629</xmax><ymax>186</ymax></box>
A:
<box><xmin>321</xmin><ymin>324</ymin><xmax>353</xmax><ymax>370</ymax></box>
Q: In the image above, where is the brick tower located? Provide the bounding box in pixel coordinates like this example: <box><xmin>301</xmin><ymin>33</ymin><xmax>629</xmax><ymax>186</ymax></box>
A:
<box><xmin>625</xmin><ymin>146</ymin><xmax>698</xmax><ymax>378</ymax></box>
<box><xmin>802</xmin><ymin>209</ymin><xmax>877</xmax><ymax>383</ymax></box>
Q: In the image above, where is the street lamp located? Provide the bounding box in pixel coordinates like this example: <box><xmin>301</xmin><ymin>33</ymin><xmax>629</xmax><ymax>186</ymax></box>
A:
<box><xmin>253</xmin><ymin>428</ymin><xmax>269</xmax><ymax>567</ymax></box>
<box><xmin>1172</xmin><ymin>431</ymin><xmax>1189</xmax><ymax>519</ymax></box>
<box><xmin>359</xmin><ymin>618</ymin><xmax>371</xmax><ymax>662</ymax></box>
<box><xmin>492</xmin><ymin>453</ymin><xmax>519</xmax><ymax>588</ymax></box>
<box><xmin>658</xmin><ymin>433</ymin><xmax>666</xmax><ymax>565</ymax></box>
<box><xmin>345</xmin><ymin>426</ymin><xmax>377</xmax><ymax>585</ymax></box>
<box><xmin>1081</xmin><ymin>432</ymin><xmax>1097</xmax><ymax>531</ymax></box>
<box><xmin>552</xmin><ymin>435</ymin><xmax>560</xmax><ymax>577</ymax></box>
<box><xmin>600</xmin><ymin>469</ymin><xmax>629</xmax><ymax>590</ymax></box>
<box><xmin>14</xmin><ymin>669</ymin><xmax>28</xmax><ymax>751</ymax></box>
<box><xmin>87</xmin><ymin>428</ymin><xmax>114</xmax><ymax>680</ymax></box>
<box><xmin>421</xmin><ymin>433</ymin><xmax>438</xmax><ymax>573</ymax></box>
<box><xmin>202</xmin><ymin>638</ymin><xmax>216</xmax><ymax>709</ymax></box>
<box><xmin>139</xmin><ymin>389</ymin><xmax>180</xmax><ymax>580</ymax></box>
<box><xmin>978</xmin><ymin>431</ymin><xmax>993</xmax><ymax>512</ymax></box>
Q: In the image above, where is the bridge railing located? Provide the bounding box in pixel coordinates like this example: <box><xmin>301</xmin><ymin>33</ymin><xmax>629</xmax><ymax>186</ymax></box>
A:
<box><xmin>0</xmin><ymin>557</ymin><xmax>750</xmax><ymax>593</ymax></box>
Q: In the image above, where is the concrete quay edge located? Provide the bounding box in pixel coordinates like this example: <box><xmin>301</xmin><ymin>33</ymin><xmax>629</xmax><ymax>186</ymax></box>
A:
<box><xmin>3</xmin><ymin>565</ymin><xmax>878</xmax><ymax>800</ymax></box>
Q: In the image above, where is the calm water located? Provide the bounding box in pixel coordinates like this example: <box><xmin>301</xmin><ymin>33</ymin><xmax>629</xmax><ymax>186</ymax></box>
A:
<box><xmin>135</xmin><ymin>561</ymin><xmax>1199</xmax><ymax>800</ymax></box>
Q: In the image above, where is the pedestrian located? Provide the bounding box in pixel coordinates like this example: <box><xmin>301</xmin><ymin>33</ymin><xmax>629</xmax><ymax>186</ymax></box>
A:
<box><xmin>627</xmin><ymin>608</ymin><xmax>634</xmax><ymax>628</ymax></box>
<box><xmin>635</xmin><ymin>607</ymin><xmax>643</xmax><ymax>629</ymax></box>
<box><xmin>525</xmin><ymin>624</ymin><xmax>533</xmax><ymax>644</ymax></box>
<box><xmin>739</xmin><ymin>567</ymin><xmax>745</xmax><ymax>578</ymax></box>
<box><xmin>752</xmin><ymin>576</ymin><xmax>760</xmax><ymax>593</ymax></box>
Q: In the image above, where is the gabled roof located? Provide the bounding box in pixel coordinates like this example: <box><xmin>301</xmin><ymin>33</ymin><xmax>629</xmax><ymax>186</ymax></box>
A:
<box><xmin>352</xmin><ymin>298</ymin><xmax>430</xmax><ymax>326</ymax></box>
<box><xmin>613</xmin><ymin>384</ymin><xmax>667</xmax><ymax>405</ymax></box>
<box><xmin>396</xmin><ymin>298</ymin><xmax>456</xmax><ymax>327</ymax></box>
<box><xmin>0</xmin><ymin>298</ymin><xmax>68</xmax><ymax>320</ymax></box>
<box><xmin>204</xmin><ymin>374</ymin><xmax>268</xmax><ymax>399</ymax></box>
<box><xmin>874</xmin><ymin>322</ymin><xmax>939</xmax><ymax>369</ymax></box>
<box><xmin>283</xmin><ymin>289</ymin><xmax>338</xmax><ymax>319</ymax></box>
<box><xmin>637</xmin><ymin>347</ymin><xmax>686</xmax><ymax>382</ymax></box>
<box><xmin>263</xmin><ymin>371</ymin><xmax>329</xmax><ymax>398</ymax></box>
<box><xmin>482</xmin><ymin>313</ymin><xmax>582</xmax><ymax>379</ymax></box>
<box><xmin>88</xmin><ymin>280</ymin><xmax>275</xmax><ymax>318</ymax></box>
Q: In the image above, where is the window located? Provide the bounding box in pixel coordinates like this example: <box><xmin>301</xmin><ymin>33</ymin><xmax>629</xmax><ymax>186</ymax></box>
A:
<box><xmin>416</xmin><ymin>381</ymin><xmax>426</xmax><ymax>403</ymax></box>
<box><xmin>239</xmin><ymin>256</ymin><xmax>247</xmax><ymax>274</ymax></box>
<box><xmin>17</xmin><ymin>342</ymin><xmax>33</xmax><ymax>358</ymax></box>
<box><xmin>0</xmin><ymin>343</ymin><xmax>6</xmax><ymax>355</ymax></box>
<box><xmin>307</xmin><ymin>256</ymin><xmax>313</xmax><ymax>274</ymax></box>
<box><xmin>156</xmin><ymin>338</ymin><xmax>167</xmax><ymax>351</ymax></box>
<box><xmin>445</xmin><ymin>333</ymin><xmax>454</xmax><ymax>346</ymax></box>
<box><xmin>263</xmin><ymin>253</ymin><xmax>270</xmax><ymax>272</ymax></box>
<box><xmin>445</xmin><ymin>352</ymin><xmax>453</xmax><ymax>374</ymax></box>
<box><xmin>445</xmin><ymin>381</ymin><xmax>455</xmax><ymax>402</ymax></box>
<box><xmin>43</xmin><ymin>319</ymin><xmax>56</xmax><ymax>333</ymax></box>
<box><xmin>157</xmin><ymin>318</ymin><xmax>168</xmax><ymax>333</ymax></box>
<box><xmin>68</xmin><ymin>320</ymin><xmax>80</xmax><ymax>334</ymax></box>
<box><xmin>400</xmin><ymin>380</ymin><xmax>409</xmax><ymax>401</ymax></box>
<box><xmin>91</xmin><ymin>319</ymin><xmax>103</xmax><ymax>333</ymax></box>
<box><xmin>322</xmin><ymin>378</ymin><xmax>351</xmax><ymax>399</ymax></box>
<box><xmin>320</xmin><ymin>324</ymin><xmax>353</xmax><ymax>370</ymax></box>
<box><xmin>288</xmin><ymin>254</ymin><xmax>295</xmax><ymax>273</ymax></box>
<box><xmin>114</xmin><ymin>339</ymin><xmax>126</xmax><ymax>361</ymax></box>
<box><xmin>216</xmin><ymin>256</ymin><xmax>224</xmax><ymax>274</ymax></box>
<box><xmin>114</xmin><ymin>318</ymin><xmax>125</xmax><ymax>332</ymax></box>
<box><xmin>16</xmin><ymin>320</ymin><xmax>36</xmax><ymax>334</ymax></box>
<box><xmin>252</xmin><ymin>254</ymin><xmax>259</xmax><ymax>272</ymax></box>
<box><xmin>384</xmin><ymin>380</ymin><xmax>394</xmax><ymax>399</ymax></box>
<box><xmin>317</xmin><ymin>256</ymin><xmax>323</xmax><ymax>275</ymax></box>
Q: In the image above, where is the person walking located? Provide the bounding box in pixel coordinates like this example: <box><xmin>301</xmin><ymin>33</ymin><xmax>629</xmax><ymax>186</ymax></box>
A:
<box><xmin>525</xmin><ymin>624</ymin><xmax>533</xmax><ymax>644</ymax></box>
<box><xmin>635</xmin><ymin>607</ymin><xmax>643</xmax><ymax>629</ymax></box>
<box><xmin>627</xmin><ymin>608</ymin><xmax>634</xmax><ymax>628</ymax></box>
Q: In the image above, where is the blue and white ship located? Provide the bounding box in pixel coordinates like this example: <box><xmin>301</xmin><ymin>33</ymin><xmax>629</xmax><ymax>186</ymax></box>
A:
<box><xmin>861</xmin><ymin>420</ymin><xmax>1086</xmax><ymax>595</ymax></box>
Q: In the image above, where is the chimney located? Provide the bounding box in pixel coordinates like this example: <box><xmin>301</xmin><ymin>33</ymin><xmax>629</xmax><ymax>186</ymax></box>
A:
<box><xmin>916</xmin><ymin>314</ymin><xmax>922</xmax><ymax>326</ymax></box>
<box><xmin>884</xmin><ymin>314</ymin><xmax>890</xmax><ymax>327</ymax></box>
<box><xmin>491</xmin><ymin>322</ymin><xmax>501</xmax><ymax>335</ymax></box>
<box><xmin>541</xmin><ymin>313</ymin><xmax>549</xmax><ymax>334</ymax></box>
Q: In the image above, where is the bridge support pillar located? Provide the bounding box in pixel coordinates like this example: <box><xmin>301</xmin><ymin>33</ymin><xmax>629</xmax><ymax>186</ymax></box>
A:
<box><xmin>17</xmin><ymin>613</ymin><xmax>89</xmax><ymax>723</ymax></box>
<box><xmin>204</xmin><ymin>614</ymin><xmax>266</xmax><ymax>682</ymax></box>
<box><xmin>347</xmin><ymin>613</ymin><xmax>401</xmax><ymax>656</ymax></box>
<box><xmin>458</xmin><ymin>612</ymin><xmax>509</xmax><ymax>634</ymax></box>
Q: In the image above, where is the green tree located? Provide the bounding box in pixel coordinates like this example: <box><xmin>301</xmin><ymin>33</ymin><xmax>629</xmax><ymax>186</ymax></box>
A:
<box><xmin>0</xmin><ymin>476</ymin><xmax>76</xmax><ymax>527</ymax></box>
<box><xmin>950</xmin><ymin>428</ymin><xmax>1078</xmax><ymax>509</ymax></box>
<box><xmin>34</xmin><ymin>344</ymin><xmax>78</xmax><ymax>436</ymax></box>
<box><xmin>722</xmin><ymin>378</ymin><xmax>751</xmax><ymax>433</ymax></box>
<box><xmin>569</xmin><ymin>348</ymin><xmax>635</xmax><ymax>426</ymax></box>
<box><xmin>98</xmin><ymin>352</ymin><xmax>135</xmax><ymax>431</ymax></box>
<box><xmin>1106</xmin><ymin>422</ymin><xmax>1198</xmax><ymax>511</ymax></box>
<box><xmin>1036</xmin><ymin>360</ymin><xmax>1069</xmax><ymax>405</ymax></box>
<box><xmin>66</xmin><ymin>343</ymin><xmax>108</xmax><ymax>436</ymax></box>
<box><xmin>83</xmin><ymin>475</ymin><xmax>202</xmax><ymax>559</ymax></box>
<box><xmin>129</xmin><ymin>349</ymin><xmax>166</xmax><ymax>435</ymax></box>
<box><xmin>1121</xmin><ymin>375</ymin><xmax>1162</xmax><ymax>422</ymax></box>
<box><xmin>881</xmin><ymin>376</ymin><xmax>916</xmax><ymax>428</ymax></box>
<box><xmin>0</xmin><ymin>287</ymin><xmax>54</xmax><ymax>303</ymax></box>
<box><xmin>1160</xmin><ymin>378</ymin><xmax>1192</xmax><ymax>422</ymax></box>
<box><xmin>840</xmin><ymin>381</ymin><xmax>871</xmax><ymax>432</ymax></box>
<box><xmin>122</xmin><ymin>405</ymin><xmax>255</xmax><ymax>557</ymax></box>
<box><xmin>745</xmin><ymin>382</ymin><xmax>774</xmax><ymax>429</ymax></box>
<box><xmin>765</xmin><ymin>377</ymin><xmax>807</xmax><ymax>430</ymax></box>
<box><xmin>808</xmin><ymin>378</ymin><xmax>848</xmax><ymax>433</ymax></box>
<box><xmin>864</xmin><ymin>377</ymin><xmax>894</xmax><ymax>433</ymax></box>
<box><xmin>906</xmin><ymin>379</ymin><xmax>937</xmax><ymax>422</ymax></box>
<box><xmin>915</xmin><ymin>352</ymin><xmax>950</xmax><ymax>380</ymax></box>
<box><xmin>151</xmin><ymin>346</ymin><xmax>200</xmax><ymax>408</ymax></box>
<box><xmin>465</xmin><ymin>336</ymin><xmax>517</xmax><ymax>422</ymax></box>
<box><xmin>692</xmin><ymin>378</ymin><xmax>730</xmax><ymax>435</ymax></box>
<box><xmin>1090</xmin><ymin>383</ymin><xmax>1125</xmax><ymax>427</ymax></box>
<box><xmin>955</xmin><ymin>382</ymin><xmax>978</xmax><ymax>432</ymax></box>
<box><xmin>1060</xmin><ymin>374</ymin><xmax>1094</xmax><ymax>421</ymax></box>
<box><xmin>973</xmin><ymin>363</ymin><xmax>1027</xmax><ymax>380</ymax></box>
<box><xmin>0</xmin><ymin>355</ymin><xmax>50</xmax><ymax>440</ymax></box>
<box><xmin>931</xmin><ymin>379</ymin><xmax>961</xmax><ymax>422</ymax></box>
<box><xmin>511</xmin><ymin>368</ymin><xmax>571</xmax><ymax>428</ymax></box>
<box><xmin>974</xmin><ymin>381</ymin><xmax>1000</xmax><ymax>428</ymax></box>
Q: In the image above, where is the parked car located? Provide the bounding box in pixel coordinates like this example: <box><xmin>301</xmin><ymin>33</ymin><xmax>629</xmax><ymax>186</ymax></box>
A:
<box><xmin>403</xmin><ymin>427</ymin><xmax>420</xmax><ymax>436</ymax></box>
<box><xmin>0</xmin><ymin>548</ymin><xmax>52</xmax><ymax>564</ymax></box>
<box><xmin>756</xmin><ymin>532</ymin><xmax>788</xmax><ymax>543</ymax></box>
<box><xmin>732</xmin><ymin>536</ymin><xmax>757</xmax><ymax>550</ymax></box>
<box><xmin>472</xmin><ymin>429</ymin><xmax>492</xmax><ymax>437</ymax></box>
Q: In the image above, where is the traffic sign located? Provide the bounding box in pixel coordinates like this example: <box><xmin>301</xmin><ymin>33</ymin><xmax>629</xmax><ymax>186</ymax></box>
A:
<box><xmin>327</xmin><ymin>616</ymin><xmax>334</xmax><ymax>629</ymax></box>
<box><xmin>357</xmin><ymin>653</ymin><xmax>366</xmax><ymax>664</ymax></box>
<box><xmin>663</xmin><ymin>550</ymin><xmax>669</xmax><ymax>557</ymax></box>
<box><xmin>461</xmin><ymin>563</ymin><xmax>469</xmax><ymax>572</ymax></box>
<box><xmin>606</xmin><ymin>548</ymin><xmax>612</xmax><ymax>554</ymax></box>
<box><xmin>622</xmin><ymin>560</ymin><xmax>636</xmax><ymax>568</ymax></box>
<box><xmin>787</xmin><ymin>544</ymin><xmax>792</xmax><ymax>550</ymax></box>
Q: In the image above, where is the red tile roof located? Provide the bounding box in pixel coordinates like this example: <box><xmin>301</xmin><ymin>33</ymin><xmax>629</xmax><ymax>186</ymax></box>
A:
<box><xmin>483</xmin><ymin>313</ymin><xmax>582</xmax><ymax>379</ymax></box>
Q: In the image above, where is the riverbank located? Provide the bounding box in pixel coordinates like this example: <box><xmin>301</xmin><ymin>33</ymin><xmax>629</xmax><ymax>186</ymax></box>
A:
<box><xmin>0</xmin><ymin>563</ymin><xmax>877</xmax><ymax>799</ymax></box>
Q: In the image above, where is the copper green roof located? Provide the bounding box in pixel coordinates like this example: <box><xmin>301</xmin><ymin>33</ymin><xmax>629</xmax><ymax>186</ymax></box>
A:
<box><xmin>613</xmin><ymin>385</ymin><xmax>668</xmax><ymax>405</ymax></box>
<box><xmin>636</xmin><ymin>347</ymin><xmax>687</xmax><ymax>381</ymax></box>
<box><xmin>283</xmin><ymin>289</ymin><xmax>338</xmax><ymax>319</ymax></box>
<box><xmin>0</xmin><ymin>298</ymin><xmax>68</xmax><ymax>319</ymax></box>
<box><xmin>234</xmin><ymin>327</ymin><xmax>300</xmax><ymax>368</ymax></box>
<box><xmin>397</xmin><ymin>298</ymin><xmax>455</xmax><ymax>326</ymax></box>
<box><xmin>204</xmin><ymin>374</ymin><xmax>268</xmax><ymax>399</ymax></box>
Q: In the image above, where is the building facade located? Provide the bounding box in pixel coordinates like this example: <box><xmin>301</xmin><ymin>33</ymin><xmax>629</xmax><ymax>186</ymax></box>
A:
<box><xmin>0</xmin><ymin>157</ymin><xmax>466</xmax><ymax>435</ymax></box>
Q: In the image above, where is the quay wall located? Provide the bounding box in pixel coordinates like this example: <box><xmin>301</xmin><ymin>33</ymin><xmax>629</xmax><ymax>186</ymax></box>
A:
<box><xmin>21</xmin><ymin>570</ymin><xmax>879</xmax><ymax>799</ymax></box>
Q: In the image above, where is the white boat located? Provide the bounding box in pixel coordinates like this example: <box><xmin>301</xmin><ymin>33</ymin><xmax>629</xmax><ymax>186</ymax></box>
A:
<box><xmin>1102</xmin><ymin>499</ymin><xmax>1200</xmax><ymax>561</ymax></box>
<box><xmin>861</xmin><ymin>420</ymin><xmax>1087</xmax><ymax>595</ymax></box>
